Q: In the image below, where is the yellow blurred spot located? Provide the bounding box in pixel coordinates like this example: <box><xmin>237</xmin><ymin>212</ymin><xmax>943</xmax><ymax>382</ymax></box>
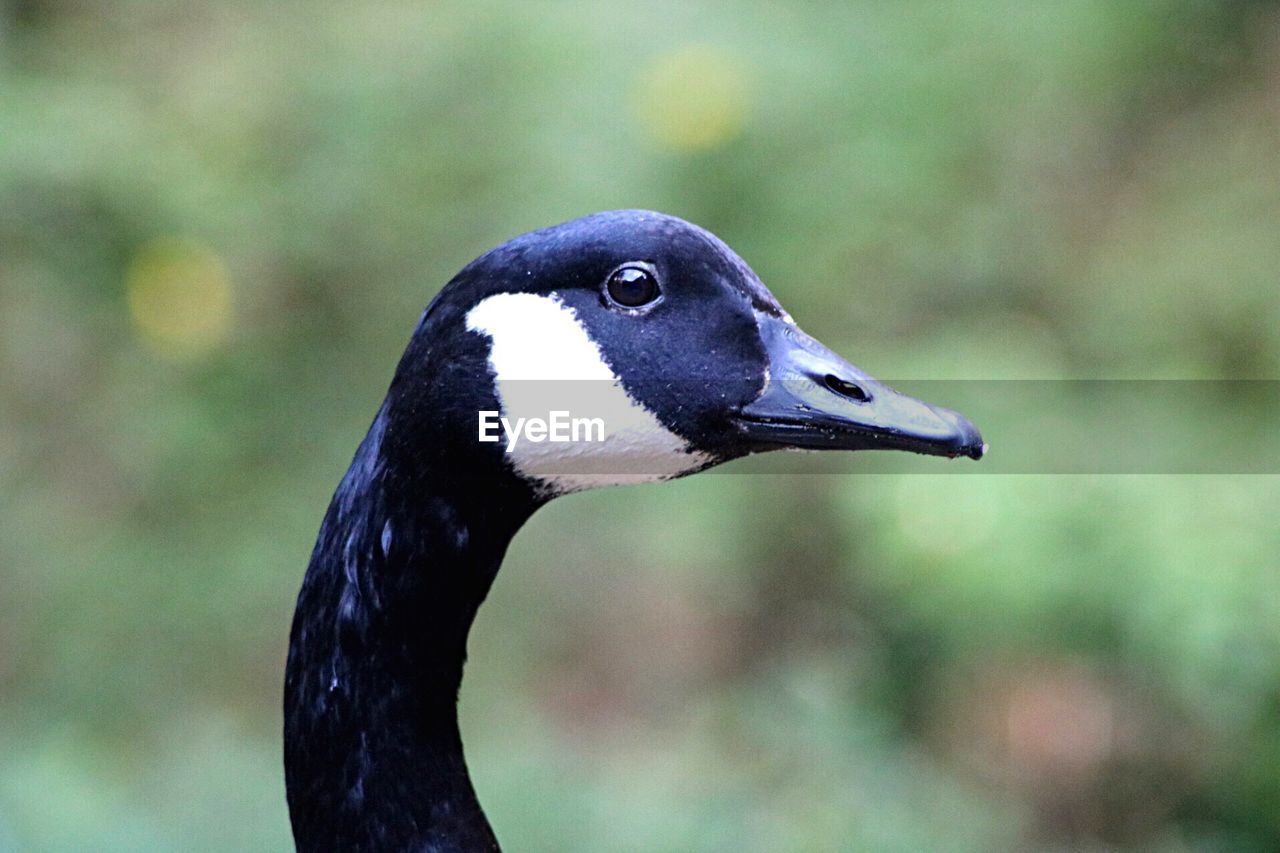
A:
<box><xmin>633</xmin><ymin>45</ymin><xmax>749</xmax><ymax>151</ymax></box>
<box><xmin>126</xmin><ymin>238</ymin><xmax>233</xmax><ymax>359</ymax></box>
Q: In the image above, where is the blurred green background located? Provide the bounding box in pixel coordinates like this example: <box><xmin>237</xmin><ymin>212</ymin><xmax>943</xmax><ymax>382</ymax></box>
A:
<box><xmin>3</xmin><ymin>1</ymin><xmax>1280</xmax><ymax>850</ymax></box>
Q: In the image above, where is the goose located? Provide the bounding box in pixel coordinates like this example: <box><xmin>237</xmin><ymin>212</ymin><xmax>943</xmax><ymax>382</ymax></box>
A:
<box><xmin>283</xmin><ymin>210</ymin><xmax>984</xmax><ymax>851</ymax></box>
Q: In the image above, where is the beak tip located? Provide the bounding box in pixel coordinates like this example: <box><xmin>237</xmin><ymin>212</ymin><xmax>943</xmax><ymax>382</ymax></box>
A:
<box><xmin>934</xmin><ymin>406</ymin><xmax>986</xmax><ymax>462</ymax></box>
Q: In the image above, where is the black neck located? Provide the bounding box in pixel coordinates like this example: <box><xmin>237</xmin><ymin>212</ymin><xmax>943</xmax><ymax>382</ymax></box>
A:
<box><xmin>284</xmin><ymin>405</ymin><xmax>540</xmax><ymax>852</ymax></box>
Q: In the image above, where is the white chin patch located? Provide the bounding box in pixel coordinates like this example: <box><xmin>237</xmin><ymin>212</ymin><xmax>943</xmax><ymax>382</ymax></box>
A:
<box><xmin>465</xmin><ymin>292</ymin><xmax>709</xmax><ymax>494</ymax></box>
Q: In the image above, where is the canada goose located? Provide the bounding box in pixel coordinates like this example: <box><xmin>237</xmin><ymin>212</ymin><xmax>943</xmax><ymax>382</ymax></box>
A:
<box><xmin>284</xmin><ymin>210</ymin><xmax>984</xmax><ymax>851</ymax></box>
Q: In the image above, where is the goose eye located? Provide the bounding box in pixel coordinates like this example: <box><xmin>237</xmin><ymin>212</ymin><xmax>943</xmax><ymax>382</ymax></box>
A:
<box><xmin>605</xmin><ymin>265</ymin><xmax>661</xmax><ymax>309</ymax></box>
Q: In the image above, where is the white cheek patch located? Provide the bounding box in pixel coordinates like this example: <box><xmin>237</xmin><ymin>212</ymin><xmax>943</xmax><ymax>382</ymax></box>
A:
<box><xmin>465</xmin><ymin>292</ymin><xmax>709</xmax><ymax>494</ymax></box>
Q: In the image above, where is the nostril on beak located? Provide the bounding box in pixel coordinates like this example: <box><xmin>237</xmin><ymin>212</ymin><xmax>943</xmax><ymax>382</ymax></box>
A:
<box><xmin>822</xmin><ymin>373</ymin><xmax>871</xmax><ymax>403</ymax></box>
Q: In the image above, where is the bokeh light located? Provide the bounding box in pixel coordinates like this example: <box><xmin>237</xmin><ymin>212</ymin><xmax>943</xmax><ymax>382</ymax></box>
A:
<box><xmin>632</xmin><ymin>44</ymin><xmax>750</xmax><ymax>152</ymax></box>
<box><xmin>125</xmin><ymin>238</ymin><xmax>234</xmax><ymax>360</ymax></box>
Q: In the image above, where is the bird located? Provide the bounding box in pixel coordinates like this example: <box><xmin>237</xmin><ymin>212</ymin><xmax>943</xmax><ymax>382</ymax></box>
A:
<box><xmin>283</xmin><ymin>209</ymin><xmax>985</xmax><ymax>852</ymax></box>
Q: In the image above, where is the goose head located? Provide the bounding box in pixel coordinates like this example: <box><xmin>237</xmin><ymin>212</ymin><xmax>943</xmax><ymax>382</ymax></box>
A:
<box><xmin>385</xmin><ymin>209</ymin><xmax>983</xmax><ymax>498</ymax></box>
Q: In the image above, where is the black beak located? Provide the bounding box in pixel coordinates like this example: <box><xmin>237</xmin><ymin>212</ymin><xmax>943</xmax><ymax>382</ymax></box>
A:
<box><xmin>734</xmin><ymin>312</ymin><xmax>986</xmax><ymax>460</ymax></box>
